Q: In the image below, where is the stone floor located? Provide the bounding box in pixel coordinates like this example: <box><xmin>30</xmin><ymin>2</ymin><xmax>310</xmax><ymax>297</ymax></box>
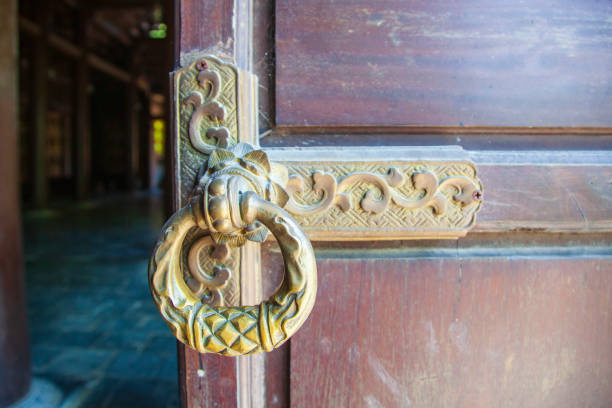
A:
<box><xmin>13</xmin><ymin>193</ymin><xmax>179</xmax><ymax>408</ymax></box>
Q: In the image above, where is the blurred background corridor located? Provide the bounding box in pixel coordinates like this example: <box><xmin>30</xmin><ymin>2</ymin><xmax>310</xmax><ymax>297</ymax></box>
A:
<box><xmin>2</xmin><ymin>0</ymin><xmax>178</xmax><ymax>406</ymax></box>
<box><xmin>19</xmin><ymin>194</ymin><xmax>177</xmax><ymax>407</ymax></box>
<box><xmin>4</xmin><ymin>0</ymin><xmax>612</xmax><ymax>406</ymax></box>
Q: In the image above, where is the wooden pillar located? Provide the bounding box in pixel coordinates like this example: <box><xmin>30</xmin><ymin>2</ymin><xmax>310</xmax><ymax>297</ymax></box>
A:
<box><xmin>126</xmin><ymin>54</ymin><xmax>140</xmax><ymax>190</ymax></box>
<box><xmin>174</xmin><ymin>1</ymin><xmax>263</xmax><ymax>407</ymax></box>
<box><xmin>0</xmin><ymin>0</ymin><xmax>32</xmax><ymax>404</ymax></box>
<box><xmin>32</xmin><ymin>0</ymin><xmax>49</xmax><ymax>206</ymax></box>
<box><xmin>163</xmin><ymin>0</ymin><xmax>175</xmax><ymax>217</ymax></box>
<box><xmin>74</xmin><ymin>8</ymin><xmax>91</xmax><ymax>200</ymax></box>
<box><xmin>139</xmin><ymin>94</ymin><xmax>152</xmax><ymax>190</ymax></box>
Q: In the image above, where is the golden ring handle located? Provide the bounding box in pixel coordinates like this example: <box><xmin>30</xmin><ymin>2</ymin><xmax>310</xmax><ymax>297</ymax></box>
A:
<box><xmin>148</xmin><ymin>190</ymin><xmax>317</xmax><ymax>356</ymax></box>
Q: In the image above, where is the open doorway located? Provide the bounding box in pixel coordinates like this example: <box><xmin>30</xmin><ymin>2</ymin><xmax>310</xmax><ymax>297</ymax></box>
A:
<box><xmin>9</xmin><ymin>0</ymin><xmax>178</xmax><ymax>406</ymax></box>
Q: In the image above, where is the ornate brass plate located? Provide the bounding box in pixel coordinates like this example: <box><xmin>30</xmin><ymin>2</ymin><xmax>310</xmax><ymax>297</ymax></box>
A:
<box><xmin>268</xmin><ymin>146</ymin><xmax>481</xmax><ymax>240</ymax></box>
<box><xmin>149</xmin><ymin>55</ymin><xmax>483</xmax><ymax>356</ymax></box>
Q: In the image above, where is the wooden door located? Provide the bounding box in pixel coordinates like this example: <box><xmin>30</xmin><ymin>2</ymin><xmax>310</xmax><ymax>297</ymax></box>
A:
<box><xmin>171</xmin><ymin>1</ymin><xmax>612</xmax><ymax>407</ymax></box>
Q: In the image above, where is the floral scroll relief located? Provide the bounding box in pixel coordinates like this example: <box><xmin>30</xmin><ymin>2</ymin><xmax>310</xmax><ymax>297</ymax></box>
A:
<box><xmin>183</xmin><ymin>58</ymin><xmax>232</xmax><ymax>154</ymax></box>
<box><xmin>284</xmin><ymin>168</ymin><xmax>482</xmax><ymax>217</ymax></box>
<box><xmin>185</xmin><ymin>235</ymin><xmax>233</xmax><ymax>305</ymax></box>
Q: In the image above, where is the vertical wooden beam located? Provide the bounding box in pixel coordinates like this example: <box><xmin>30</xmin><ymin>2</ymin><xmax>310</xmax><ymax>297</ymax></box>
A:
<box><xmin>177</xmin><ymin>0</ymin><xmax>234</xmax><ymax>67</ymax></box>
<box><xmin>175</xmin><ymin>1</ymin><xmax>263</xmax><ymax>407</ymax></box>
<box><xmin>163</xmin><ymin>0</ymin><xmax>176</xmax><ymax>217</ymax></box>
<box><xmin>176</xmin><ymin>1</ymin><xmax>241</xmax><ymax>407</ymax></box>
<box><xmin>74</xmin><ymin>8</ymin><xmax>91</xmax><ymax>200</ymax></box>
<box><xmin>126</xmin><ymin>50</ymin><xmax>140</xmax><ymax>190</ymax></box>
<box><xmin>32</xmin><ymin>0</ymin><xmax>49</xmax><ymax>206</ymax></box>
<box><xmin>139</xmin><ymin>94</ymin><xmax>152</xmax><ymax>190</ymax></box>
<box><xmin>0</xmin><ymin>0</ymin><xmax>32</xmax><ymax>404</ymax></box>
<box><xmin>172</xmin><ymin>0</ymin><xmax>237</xmax><ymax>404</ymax></box>
<box><xmin>126</xmin><ymin>76</ymin><xmax>140</xmax><ymax>190</ymax></box>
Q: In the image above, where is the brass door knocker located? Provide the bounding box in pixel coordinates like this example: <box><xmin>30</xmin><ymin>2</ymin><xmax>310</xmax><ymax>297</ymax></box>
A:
<box><xmin>149</xmin><ymin>55</ymin><xmax>482</xmax><ymax>357</ymax></box>
<box><xmin>149</xmin><ymin>143</ymin><xmax>316</xmax><ymax>355</ymax></box>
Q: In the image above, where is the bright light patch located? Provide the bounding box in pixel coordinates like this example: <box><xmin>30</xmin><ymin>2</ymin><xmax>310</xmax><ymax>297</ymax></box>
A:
<box><xmin>149</xmin><ymin>23</ymin><xmax>167</xmax><ymax>39</ymax></box>
<box><xmin>153</xmin><ymin>119</ymin><xmax>165</xmax><ymax>155</ymax></box>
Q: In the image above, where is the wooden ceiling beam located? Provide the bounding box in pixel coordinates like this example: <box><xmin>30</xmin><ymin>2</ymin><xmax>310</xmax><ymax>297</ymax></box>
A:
<box><xmin>19</xmin><ymin>16</ymin><xmax>149</xmax><ymax>92</ymax></box>
<box><xmin>92</xmin><ymin>16</ymin><xmax>134</xmax><ymax>46</ymax></box>
<box><xmin>82</xmin><ymin>0</ymin><xmax>154</xmax><ymax>10</ymax></box>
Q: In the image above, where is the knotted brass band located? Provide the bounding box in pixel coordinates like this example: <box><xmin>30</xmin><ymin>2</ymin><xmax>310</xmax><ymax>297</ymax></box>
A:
<box><xmin>148</xmin><ymin>144</ymin><xmax>317</xmax><ymax>355</ymax></box>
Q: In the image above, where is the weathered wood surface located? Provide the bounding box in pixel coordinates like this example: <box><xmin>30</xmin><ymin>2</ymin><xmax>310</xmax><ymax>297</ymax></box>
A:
<box><xmin>291</xmin><ymin>257</ymin><xmax>612</xmax><ymax>408</ymax></box>
<box><xmin>178</xmin><ymin>0</ymin><xmax>234</xmax><ymax>66</ymax></box>
<box><xmin>174</xmin><ymin>2</ymin><xmax>612</xmax><ymax>408</ymax></box>
<box><xmin>261</xmin><ymin>245</ymin><xmax>290</xmax><ymax>408</ymax></box>
<box><xmin>32</xmin><ymin>0</ymin><xmax>49</xmax><ymax>206</ymax></box>
<box><xmin>263</xmin><ymin>344</ymin><xmax>290</xmax><ymax>408</ymax></box>
<box><xmin>177</xmin><ymin>0</ymin><xmax>252</xmax><ymax>70</ymax></box>
<box><xmin>261</xmin><ymin>130</ymin><xmax>612</xmax><ymax>151</ymax></box>
<box><xmin>0</xmin><ymin>0</ymin><xmax>31</xmax><ymax>404</ymax></box>
<box><xmin>176</xmin><ymin>1</ymin><xmax>260</xmax><ymax>406</ymax></box>
<box><xmin>179</xmin><ymin>347</ymin><xmax>237</xmax><ymax>408</ymax></box>
<box><xmin>276</xmin><ymin>0</ymin><xmax>612</xmax><ymax>127</ymax></box>
<box><xmin>476</xmin><ymin>164</ymin><xmax>612</xmax><ymax>233</ymax></box>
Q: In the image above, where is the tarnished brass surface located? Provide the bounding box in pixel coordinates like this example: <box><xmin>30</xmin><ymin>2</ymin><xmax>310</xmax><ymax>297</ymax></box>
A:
<box><xmin>175</xmin><ymin>56</ymin><xmax>258</xmax><ymax>208</ymax></box>
<box><xmin>149</xmin><ymin>143</ymin><xmax>316</xmax><ymax>355</ymax></box>
<box><xmin>173</xmin><ymin>56</ymin><xmax>483</xmax><ymax>240</ymax></box>
<box><xmin>268</xmin><ymin>147</ymin><xmax>482</xmax><ymax>240</ymax></box>
<box><xmin>150</xmin><ymin>55</ymin><xmax>483</xmax><ymax>356</ymax></box>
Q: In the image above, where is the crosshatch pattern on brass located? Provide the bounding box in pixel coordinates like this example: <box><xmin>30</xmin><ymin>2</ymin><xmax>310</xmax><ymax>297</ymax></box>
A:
<box><xmin>283</xmin><ymin>162</ymin><xmax>481</xmax><ymax>232</ymax></box>
<box><xmin>176</xmin><ymin>57</ymin><xmax>239</xmax><ymax>205</ymax></box>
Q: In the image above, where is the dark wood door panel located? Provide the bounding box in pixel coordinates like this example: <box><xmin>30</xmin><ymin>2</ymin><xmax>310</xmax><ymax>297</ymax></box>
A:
<box><xmin>476</xmin><ymin>164</ymin><xmax>612</xmax><ymax>233</ymax></box>
<box><xmin>172</xmin><ymin>2</ymin><xmax>612</xmax><ymax>407</ymax></box>
<box><xmin>179</xmin><ymin>347</ymin><xmax>237</xmax><ymax>407</ymax></box>
<box><xmin>276</xmin><ymin>0</ymin><xmax>612</xmax><ymax>127</ymax></box>
<box><xmin>290</xmin><ymin>257</ymin><xmax>612</xmax><ymax>407</ymax></box>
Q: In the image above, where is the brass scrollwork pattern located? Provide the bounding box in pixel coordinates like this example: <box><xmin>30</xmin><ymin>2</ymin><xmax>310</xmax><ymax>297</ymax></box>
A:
<box><xmin>182</xmin><ymin>56</ymin><xmax>234</xmax><ymax>154</ymax></box>
<box><xmin>149</xmin><ymin>143</ymin><xmax>317</xmax><ymax>355</ymax></box>
<box><xmin>285</xmin><ymin>168</ymin><xmax>481</xmax><ymax>216</ymax></box>
<box><xmin>185</xmin><ymin>235</ymin><xmax>232</xmax><ymax>305</ymax></box>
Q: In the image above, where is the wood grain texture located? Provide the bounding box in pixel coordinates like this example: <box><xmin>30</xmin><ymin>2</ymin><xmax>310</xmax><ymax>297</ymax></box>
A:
<box><xmin>476</xmin><ymin>165</ymin><xmax>612</xmax><ymax>233</ymax></box>
<box><xmin>263</xmin><ymin>343</ymin><xmax>290</xmax><ymax>408</ymax></box>
<box><xmin>0</xmin><ymin>0</ymin><xmax>31</xmax><ymax>404</ymax></box>
<box><xmin>276</xmin><ymin>0</ymin><xmax>612</xmax><ymax>127</ymax></box>
<box><xmin>291</xmin><ymin>257</ymin><xmax>612</xmax><ymax>408</ymax></box>
<box><xmin>261</xmin><ymin>243</ymin><xmax>290</xmax><ymax>408</ymax></box>
<box><xmin>253</xmin><ymin>0</ymin><xmax>276</xmax><ymax>133</ymax></box>
<box><xmin>178</xmin><ymin>0</ymin><xmax>234</xmax><ymax>66</ymax></box>
<box><xmin>260</xmin><ymin>131</ymin><xmax>612</xmax><ymax>151</ymax></box>
<box><xmin>180</xmin><ymin>347</ymin><xmax>237</xmax><ymax>408</ymax></box>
